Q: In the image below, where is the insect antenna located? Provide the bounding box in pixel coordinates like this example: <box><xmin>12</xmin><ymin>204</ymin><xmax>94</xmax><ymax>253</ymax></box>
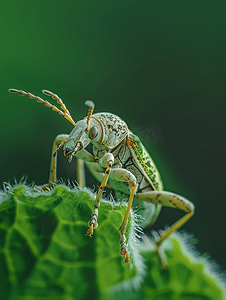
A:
<box><xmin>85</xmin><ymin>100</ymin><xmax>95</xmax><ymax>132</ymax></box>
<box><xmin>8</xmin><ymin>88</ymin><xmax>76</xmax><ymax>126</ymax></box>
<box><xmin>42</xmin><ymin>90</ymin><xmax>76</xmax><ymax>125</ymax></box>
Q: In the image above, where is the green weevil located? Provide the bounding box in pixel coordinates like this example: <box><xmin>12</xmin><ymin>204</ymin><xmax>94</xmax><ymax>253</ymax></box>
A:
<box><xmin>8</xmin><ymin>88</ymin><xmax>195</xmax><ymax>268</ymax></box>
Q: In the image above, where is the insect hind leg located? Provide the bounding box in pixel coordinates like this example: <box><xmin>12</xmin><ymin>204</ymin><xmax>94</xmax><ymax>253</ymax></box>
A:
<box><xmin>136</xmin><ymin>190</ymin><xmax>194</xmax><ymax>269</ymax></box>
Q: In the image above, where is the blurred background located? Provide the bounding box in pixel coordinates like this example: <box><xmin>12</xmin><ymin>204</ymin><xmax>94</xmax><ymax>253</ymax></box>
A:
<box><xmin>0</xmin><ymin>0</ymin><xmax>226</xmax><ymax>271</ymax></box>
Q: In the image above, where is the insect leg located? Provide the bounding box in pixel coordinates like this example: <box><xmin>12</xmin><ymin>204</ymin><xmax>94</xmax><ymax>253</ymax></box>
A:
<box><xmin>74</xmin><ymin>149</ymin><xmax>102</xmax><ymax>186</ymax></box>
<box><xmin>135</xmin><ymin>191</ymin><xmax>194</xmax><ymax>268</ymax></box>
<box><xmin>86</xmin><ymin>153</ymin><xmax>114</xmax><ymax>237</ymax></box>
<box><xmin>76</xmin><ymin>159</ymin><xmax>85</xmax><ymax>188</ymax></box>
<box><xmin>109</xmin><ymin>168</ymin><xmax>137</xmax><ymax>264</ymax></box>
<box><xmin>49</xmin><ymin>134</ymin><xmax>70</xmax><ymax>187</ymax></box>
<box><xmin>73</xmin><ymin>148</ymin><xmax>97</xmax><ymax>187</ymax></box>
<box><xmin>48</xmin><ymin>137</ymin><xmax>96</xmax><ymax>188</ymax></box>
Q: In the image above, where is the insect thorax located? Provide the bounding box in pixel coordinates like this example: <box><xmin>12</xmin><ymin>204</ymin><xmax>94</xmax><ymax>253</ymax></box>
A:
<box><xmin>92</xmin><ymin>113</ymin><xmax>128</xmax><ymax>149</ymax></box>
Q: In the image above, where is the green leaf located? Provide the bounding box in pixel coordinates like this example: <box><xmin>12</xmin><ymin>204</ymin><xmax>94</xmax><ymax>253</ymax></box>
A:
<box><xmin>0</xmin><ymin>184</ymin><xmax>225</xmax><ymax>300</ymax></box>
<box><xmin>111</xmin><ymin>233</ymin><xmax>226</xmax><ymax>300</ymax></box>
<box><xmin>0</xmin><ymin>184</ymin><xmax>144</xmax><ymax>300</ymax></box>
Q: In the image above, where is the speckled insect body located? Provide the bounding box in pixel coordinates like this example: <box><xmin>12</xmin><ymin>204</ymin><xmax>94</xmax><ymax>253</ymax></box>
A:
<box><xmin>9</xmin><ymin>88</ymin><xmax>195</xmax><ymax>267</ymax></box>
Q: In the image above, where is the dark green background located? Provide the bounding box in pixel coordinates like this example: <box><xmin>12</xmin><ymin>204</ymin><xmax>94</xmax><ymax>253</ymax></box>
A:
<box><xmin>1</xmin><ymin>0</ymin><xmax>226</xmax><ymax>273</ymax></box>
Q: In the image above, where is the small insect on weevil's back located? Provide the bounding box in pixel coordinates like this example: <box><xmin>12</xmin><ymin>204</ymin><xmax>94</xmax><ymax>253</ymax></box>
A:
<box><xmin>128</xmin><ymin>133</ymin><xmax>164</xmax><ymax>191</ymax></box>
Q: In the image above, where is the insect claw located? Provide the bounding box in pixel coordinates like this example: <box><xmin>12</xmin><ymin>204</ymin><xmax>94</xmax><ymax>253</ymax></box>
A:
<box><xmin>123</xmin><ymin>252</ymin><xmax>129</xmax><ymax>264</ymax></box>
<box><xmin>120</xmin><ymin>234</ymin><xmax>129</xmax><ymax>263</ymax></box>
<box><xmin>120</xmin><ymin>247</ymin><xmax>130</xmax><ymax>264</ymax></box>
<box><xmin>86</xmin><ymin>224</ymin><xmax>94</xmax><ymax>237</ymax></box>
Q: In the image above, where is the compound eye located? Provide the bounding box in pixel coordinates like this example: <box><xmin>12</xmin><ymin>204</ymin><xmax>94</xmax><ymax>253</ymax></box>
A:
<box><xmin>89</xmin><ymin>126</ymin><xmax>98</xmax><ymax>140</ymax></box>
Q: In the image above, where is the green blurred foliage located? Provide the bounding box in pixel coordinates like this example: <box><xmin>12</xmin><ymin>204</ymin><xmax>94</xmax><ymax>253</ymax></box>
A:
<box><xmin>0</xmin><ymin>0</ymin><xmax>226</xmax><ymax>275</ymax></box>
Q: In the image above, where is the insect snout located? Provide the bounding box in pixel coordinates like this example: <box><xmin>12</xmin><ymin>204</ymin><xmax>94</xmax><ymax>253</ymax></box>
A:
<box><xmin>63</xmin><ymin>148</ymin><xmax>74</xmax><ymax>158</ymax></box>
<box><xmin>63</xmin><ymin>141</ymin><xmax>83</xmax><ymax>160</ymax></box>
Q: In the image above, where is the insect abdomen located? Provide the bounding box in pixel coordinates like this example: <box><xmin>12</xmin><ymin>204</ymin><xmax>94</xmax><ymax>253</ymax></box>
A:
<box><xmin>128</xmin><ymin>133</ymin><xmax>164</xmax><ymax>191</ymax></box>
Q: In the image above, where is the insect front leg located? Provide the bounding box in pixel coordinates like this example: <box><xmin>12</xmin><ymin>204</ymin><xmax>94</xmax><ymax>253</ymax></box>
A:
<box><xmin>109</xmin><ymin>168</ymin><xmax>137</xmax><ymax>264</ymax></box>
<box><xmin>48</xmin><ymin>134</ymin><xmax>70</xmax><ymax>187</ymax></box>
<box><xmin>135</xmin><ymin>191</ymin><xmax>195</xmax><ymax>269</ymax></box>
<box><xmin>86</xmin><ymin>153</ymin><xmax>114</xmax><ymax>237</ymax></box>
<box><xmin>49</xmin><ymin>135</ymin><xmax>96</xmax><ymax>188</ymax></box>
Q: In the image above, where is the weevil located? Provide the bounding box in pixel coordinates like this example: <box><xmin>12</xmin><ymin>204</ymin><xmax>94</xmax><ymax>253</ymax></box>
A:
<box><xmin>8</xmin><ymin>88</ymin><xmax>195</xmax><ymax>267</ymax></box>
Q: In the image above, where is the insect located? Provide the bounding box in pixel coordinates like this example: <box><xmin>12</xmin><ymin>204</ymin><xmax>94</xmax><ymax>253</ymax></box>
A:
<box><xmin>8</xmin><ymin>88</ymin><xmax>195</xmax><ymax>267</ymax></box>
